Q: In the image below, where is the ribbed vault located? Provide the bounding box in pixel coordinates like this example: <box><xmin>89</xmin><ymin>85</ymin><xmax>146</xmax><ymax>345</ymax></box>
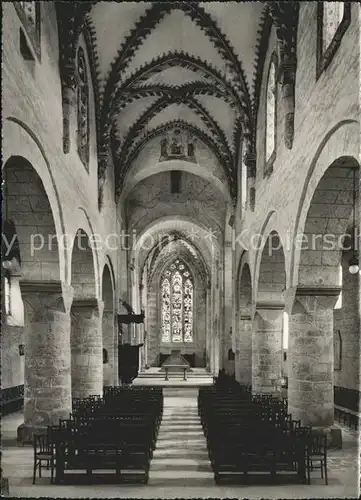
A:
<box><xmin>56</xmin><ymin>1</ymin><xmax>299</xmax><ymax>204</ymax></box>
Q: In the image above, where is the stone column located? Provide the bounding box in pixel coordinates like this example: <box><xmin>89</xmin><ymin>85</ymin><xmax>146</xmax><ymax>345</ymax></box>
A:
<box><xmin>113</xmin><ymin>318</ymin><xmax>119</xmax><ymax>385</ymax></box>
<box><xmin>102</xmin><ymin>309</ymin><xmax>116</xmax><ymax>386</ymax></box>
<box><xmin>17</xmin><ymin>281</ymin><xmax>73</xmax><ymax>441</ymax></box>
<box><xmin>288</xmin><ymin>287</ymin><xmax>339</xmax><ymax>428</ymax></box>
<box><xmin>213</xmin><ymin>259</ymin><xmax>221</xmax><ymax>374</ymax></box>
<box><xmin>205</xmin><ymin>286</ymin><xmax>211</xmax><ymax>371</ymax></box>
<box><xmin>146</xmin><ymin>285</ymin><xmax>158</xmax><ymax>366</ymax></box>
<box><xmin>223</xmin><ymin>240</ymin><xmax>234</xmax><ymax>373</ymax></box>
<box><xmin>252</xmin><ymin>304</ymin><xmax>283</xmax><ymax>394</ymax></box>
<box><xmin>71</xmin><ymin>299</ymin><xmax>104</xmax><ymax>399</ymax></box>
<box><xmin>237</xmin><ymin>314</ymin><xmax>253</xmax><ymax>386</ymax></box>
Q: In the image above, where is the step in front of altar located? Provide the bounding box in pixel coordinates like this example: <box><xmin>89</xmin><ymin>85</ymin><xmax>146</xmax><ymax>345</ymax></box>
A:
<box><xmin>160</xmin><ymin>349</ymin><xmax>191</xmax><ymax>372</ymax></box>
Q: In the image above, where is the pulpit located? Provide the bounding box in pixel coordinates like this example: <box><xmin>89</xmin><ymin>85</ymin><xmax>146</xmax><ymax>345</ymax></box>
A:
<box><xmin>118</xmin><ymin>343</ymin><xmax>143</xmax><ymax>384</ymax></box>
<box><xmin>160</xmin><ymin>349</ymin><xmax>192</xmax><ymax>381</ymax></box>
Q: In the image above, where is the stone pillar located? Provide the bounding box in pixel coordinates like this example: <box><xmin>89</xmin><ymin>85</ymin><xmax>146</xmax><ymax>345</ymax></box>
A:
<box><xmin>213</xmin><ymin>259</ymin><xmax>221</xmax><ymax>373</ymax></box>
<box><xmin>17</xmin><ymin>281</ymin><xmax>73</xmax><ymax>441</ymax></box>
<box><xmin>146</xmin><ymin>285</ymin><xmax>158</xmax><ymax>366</ymax></box>
<box><xmin>288</xmin><ymin>287</ymin><xmax>339</xmax><ymax>428</ymax></box>
<box><xmin>71</xmin><ymin>299</ymin><xmax>104</xmax><ymax>399</ymax></box>
<box><xmin>205</xmin><ymin>286</ymin><xmax>211</xmax><ymax>371</ymax></box>
<box><xmin>214</xmin><ymin>333</ymin><xmax>220</xmax><ymax>375</ymax></box>
<box><xmin>252</xmin><ymin>304</ymin><xmax>283</xmax><ymax>394</ymax></box>
<box><xmin>237</xmin><ymin>314</ymin><xmax>253</xmax><ymax>386</ymax></box>
<box><xmin>102</xmin><ymin>309</ymin><xmax>116</xmax><ymax>386</ymax></box>
<box><xmin>113</xmin><ymin>318</ymin><xmax>119</xmax><ymax>385</ymax></box>
<box><xmin>223</xmin><ymin>240</ymin><xmax>234</xmax><ymax>374</ymax></box>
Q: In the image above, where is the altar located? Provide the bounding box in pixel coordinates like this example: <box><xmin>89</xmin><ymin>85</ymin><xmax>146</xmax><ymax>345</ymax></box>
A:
<box><xmin>159</xmin><ymin>349</ymin><xmax>192</xmax><ymax>381</ymax></box>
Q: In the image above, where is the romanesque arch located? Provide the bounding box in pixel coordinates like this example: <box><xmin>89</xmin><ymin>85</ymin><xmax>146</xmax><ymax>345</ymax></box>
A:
<box><xmin>288</xmin><ymin>154</ymin><xmax>360</xmax><ymax>428</ymax></box>
<box><xmin>2</xmin><ymin>155</ymin><xmax>70</xmax><ymax>437</ymax></box>
<box><xmin>70</xmin><ymin>229</ymin><xmax>103</xmax><ymax>398</ymax></box>
<box><xmin>253</xmin><ymin>230</ymin><xmax>286</xmax><ymax>394</ymax></box>
<box><xmin>102</xmin><ymin>263</ymin><xmax>117</xmax><ymax>386</ymax></box>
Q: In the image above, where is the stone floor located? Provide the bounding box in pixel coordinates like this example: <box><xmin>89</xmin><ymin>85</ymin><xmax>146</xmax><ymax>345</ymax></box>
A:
<box><xmin>2</xmin><ymin>392</ymin><xmax>360</xmax><ymax>498</ymax></box>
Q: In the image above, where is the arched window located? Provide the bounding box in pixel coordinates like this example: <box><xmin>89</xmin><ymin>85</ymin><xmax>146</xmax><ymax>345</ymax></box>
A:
<box><xmin>15</xmin><ymin>2</ymin><xmax>41</xmax><ymax>59</ymax></box>
<box><xmin>317</xmin><ymin>3</ymin><xmax>351</xmax><ymax>79</ymax></box>
<box><xmin>265</xmin><ymin>57</ymin><xmax>277</xmax><ymax>174</ymax></box>
<box><xmin>161</xmin><ymin>259</ymin><xmax>194</xmax><ymax>343</ymax></box>
<box><xmin>241</xmin><ymin>158</ymin><xmax>247</xmax><ymax>214</ymax></box>
<box><xmin>77</xmin><ymin>46</ymin><xmax>90</xmax><ymax>169</ymax></box>
<box><xmin>323</xmin><ymin>3</ymin><xmax>344</xmax><ymax>52</ymax></box>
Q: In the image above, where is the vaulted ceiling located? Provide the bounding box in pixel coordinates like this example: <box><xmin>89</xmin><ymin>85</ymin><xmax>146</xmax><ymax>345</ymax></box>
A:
<box><xmin>56</xmin><ymin>1</ymin><xmax>298</xmax><ymax>205</ymax></box>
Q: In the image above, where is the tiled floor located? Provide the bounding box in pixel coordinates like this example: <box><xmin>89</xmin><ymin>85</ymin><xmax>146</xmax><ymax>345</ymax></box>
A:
<box><xmin>2</xmin><ymin>394</ymin><xmax>360</xmax><ymax>498</ymax></box>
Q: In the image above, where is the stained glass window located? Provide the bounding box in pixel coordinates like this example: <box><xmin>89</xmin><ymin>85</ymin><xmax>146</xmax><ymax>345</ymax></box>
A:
<box><xmin>266</xmin><ymin>59</ymin><xmax>276</xmax><ymax>164</ymax></box>
<box><xmin>77</xmin><ymin>47</ymin><xmax>90</xmax><ymax>169</ymax></box>
<box><xmin>161</xmin><ymin>278</ymin><xmax>171</xmax><ymax>342</ymax></box>
<box><xmin>161</xmin><ymin>260</ymin><xmax>193</xmax><ymax>343</ymax></box>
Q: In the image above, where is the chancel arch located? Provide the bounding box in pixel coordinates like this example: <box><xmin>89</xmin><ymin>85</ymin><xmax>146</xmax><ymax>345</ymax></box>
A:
<box><xmin>142</xmin><ymin>234</ymin><xmax>210</xmax><ymax>369</ymax></box>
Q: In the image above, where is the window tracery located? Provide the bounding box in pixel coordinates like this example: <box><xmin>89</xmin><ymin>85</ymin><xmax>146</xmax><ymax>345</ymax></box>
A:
<box><xmin>161</xmin><ymin>260</ymin><xmax>194</xmax><ymax>343</ymax></box>
<box><xmin>77</xmin><ymin>46</ymin><xmax>90</xmax><ymax>169</ymax></box>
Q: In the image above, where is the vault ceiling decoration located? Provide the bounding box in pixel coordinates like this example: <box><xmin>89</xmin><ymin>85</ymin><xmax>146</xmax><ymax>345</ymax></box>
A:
<box><xmin>56</xmin><ymin>1</ymin><xmax>299</xmax><ymax>207</ymax></box>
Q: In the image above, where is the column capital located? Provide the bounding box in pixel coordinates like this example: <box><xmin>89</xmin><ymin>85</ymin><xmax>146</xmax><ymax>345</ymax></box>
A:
<box><xmin>243</xmin><ymin>151</ymin><xmax>256</xmax><ymax>178</ymax></box>
<box><xmin>103</xmin><ymin>308</ymin><xmax>114</xmax><ymax>314</ymax></box>
<box><xmin>254</xmin><ymin>302</ymin><xmax>284</xmax><ymax>322</ymax></box>
<box><xmin>286</xmin><ymin>286</ymin><xmax>341</xmax><ymax>313</ymax></box>
<box><xmin>20</xmin><ymin>280</ymin><xmax>74</xmax><ymax>313</ymax></box>
<box><xmin>295</xmin><ymin>286</ymin><xmax>341</xmax><ymax>297</ymax></box>
<box><xmin>72</xmin><ymin>298</ymin><xmax>104</xmax><ymax>317</ymax></box>
<box><xmin>255</xmin><ymin>301</ymin><xmax>285</xmax><ymax>311</ymax></box>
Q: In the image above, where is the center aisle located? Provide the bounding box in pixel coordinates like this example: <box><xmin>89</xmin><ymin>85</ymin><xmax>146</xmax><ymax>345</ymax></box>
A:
<box><xmin>149</xmin><ymin>391</ymin><xmax>214</xmax><ymax>486</ymax></box>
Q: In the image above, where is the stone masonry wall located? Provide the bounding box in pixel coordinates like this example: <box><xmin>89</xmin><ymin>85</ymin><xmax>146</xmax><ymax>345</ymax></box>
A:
<box><xmin>1</xmin><ymin>325</ymin><xmax>25</xmax><ymax>389</ymax></box>
<box><xmin>235</xmin><ymin>3</ymin><xmax>360</xmax><ymax>392</ymax></box>
<box><xmin>333</xmin><ymin>250</ymin><xmax>360</xmax><ymax>391</ymax></box>
<box><xmin>2</xmin><ymin>3</ymin><xmax>120</xmax><ymax>388</ymax></box>
<box><xmin>2</xmin><ymin>2</ymin><xmax>119</xmax><ymax>284</ymax></box>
